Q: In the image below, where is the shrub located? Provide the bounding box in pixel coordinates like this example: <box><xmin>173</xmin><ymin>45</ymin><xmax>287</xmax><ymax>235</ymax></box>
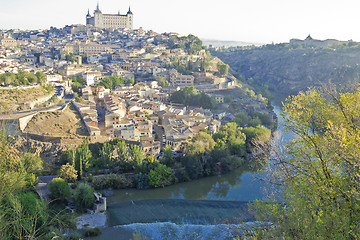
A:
<box><xmin>48</xmin><ymin>178</ymin><xmax>71</xmax><ymax>201</ymax></box>
<box><xmin>21</xmin><ymin>152</ymin><xmax>43</xmax><ymax>174</ymax></box>
<box><xmin>148</xmin><ymin>164</ymin><xmax>177</xmax><ymax>188</ymax></box>
<box><xmin>85</xmin><ymin>227</ymin><xmax>102</xmax><ymax>237</ymax></box>
<box><xmin>90</xmin><ymin>174</ymin><xmax>133</xmax><ymax>190</ymax></box>
<box><xmin>74</xmin><ymin>183</ymin><xmax>95</xmax><ymax>210</ymax></box>
<box><xmin>59</xmin><ymin>163</ymin><xmax>78</xmax><ymax>183</ymax></box>
<box><xmin>63</xmin><ymin>232</ymin><xmax>82</xmax><ymax>240</ymax></box>
<box><xmin>220</xmin><ymin>156</ymin><xmax>243</xmax><ymax>173</ymax></box>
<box><xmin>133</xmin><ymin>173</ymin><xmax>149</xmax><ymax>189</ymax></box>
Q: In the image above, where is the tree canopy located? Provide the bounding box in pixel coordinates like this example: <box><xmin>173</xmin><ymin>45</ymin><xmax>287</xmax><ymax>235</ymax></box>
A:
<box><xmin>170</xmin><ymin>86</ymin><xmax>217</xmax><ymax>109</ymax></box>
<box><xmin>0</xmin><ymin>70</ymin><xmax>47</xmax><ymax>86</ymax></box>
<box><xmin>168</xmin><ymin>34</ymin><xmax>203</xmax><ymax>54</ymax></box>
<box><xmin>250</xmin><ymin>87</ymin><xmax>360</xmax><ymax>239</ymax></box>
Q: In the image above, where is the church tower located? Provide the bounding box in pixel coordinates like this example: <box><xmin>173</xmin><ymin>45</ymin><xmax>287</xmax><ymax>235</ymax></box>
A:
<box><xmin>126</xmin><ymin>6</ymin><xmax>133</xmax><ymax>29</ymax></box>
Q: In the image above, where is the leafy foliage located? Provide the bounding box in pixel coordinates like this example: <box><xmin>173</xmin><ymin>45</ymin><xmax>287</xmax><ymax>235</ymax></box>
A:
<box><xmin>0</xmin><ymin>129</ymin><xmax>72</xmax><ymax>239</ymax></box>
<box><xmin>90</xmin><ymin>174</ymin><xmax>133</xmax><ymax>190</ymax></box>
<box><xmin>0</xmin><ymin>70</ymin><xmax>46</xmax><ymax>86</ymax></box>
<box><xmin>170</xmin><ymin>86</ymin><xmax>217</xmax><ymax>109</ymax></box>
<box><xmin>217</xmin><ymin>62</ymin><xmax>229</xmax><ymax>77</ymax></box>
<box><xmin>99</xmin><ymin>76</ymin><xmax>134</xmax><ymax>89</ymax></box>
<box><xmin>250</xmin><ymin>87</ymin><xmax>360</xmax><ymax>239</ymax></box>
<box><xmin>58</xmin><ymin>163</ymin><xmax>78</xmax><ymax>183</ymax></box>
<box><xmin>168</xmin><ymin>34</ymin><xmax>203</xmax><ymax>54</ymax></box>
<box><xmin>21</xmin><ymin>152</ymin><xmax>43</xmax><ymax>174</ymax></box>
<box><xmin>74</xmin><ymin>183</ymin><xmax>95</xmax><ymax>210</ymax></box>
<box><xmin>85</xmin><ymin>227</ymin><xmax>102</xmax><ymax>237</ymax></box>
<box><xmin>48</xmin><ymin>178</ymin><xmax>71</xmax><ymax>202</ymax></box>
<box><xmin>148</xmin><ymin>164</ymin><xmax>177</xmax><ymax>188</ymax></box>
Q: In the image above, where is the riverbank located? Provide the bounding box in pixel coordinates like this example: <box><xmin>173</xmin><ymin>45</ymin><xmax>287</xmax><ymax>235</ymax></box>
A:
<box><xmin>76</xmin><ymin>212</ymin><xmax>107</xmax><ymax>230</ymax></box>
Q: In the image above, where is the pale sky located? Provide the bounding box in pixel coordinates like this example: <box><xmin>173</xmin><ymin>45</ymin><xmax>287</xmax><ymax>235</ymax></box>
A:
<box><xmin>0</xmin><ymin>0</ymin><xmax>359</xmax><ymax>44</ymax></box>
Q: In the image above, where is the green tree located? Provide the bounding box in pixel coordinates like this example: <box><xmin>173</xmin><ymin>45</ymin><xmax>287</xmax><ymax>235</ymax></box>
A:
<box><xmin>74</xmin><ymin>183</ymin><xmax>95</xmax><ymax>210</ymax></box>
<box><xmin>76</xmin><ymin>141</ymin><xmax>92</xmax><ymax>173</ymax></box>
<box><xmin>250</xmin><ymin>88</ymin><xmax>360</xmax><ymax>239</ymax></box>
<box><xmin>162</xmin><ymin>145</ymin><xmax>174</xmax><ymax>167</ymax></box>
<box><xmin>145</xmin><ymin>155</ymin><xmax>158</xmax><ymax>164</ymax></box>
<box><xmin>97</xmin><ymin>142</ymin><xmax>113</xmax><ymax>168</ymax></box>
<box><xmin>59</xmin><ymin>163</ymin><xmax>78</xmax><ymax>183</ymax></box>
<box><xmin>48</xmin><ymin>178</ymin><xmax>71</xmax><ymax>202</ymax></box>
<box><xmin>20</xmin><ymin>153</ymin><xmax>43</xmax><ymax>174</ymax></box>
<box><xmin>148</xmin><ymin>164</ymin><xmax>177</xmax><ymax>188</ymax></box>
<box><xmin>217</xmin><ymin>62</ymin><xmax>229</xmax><ymax>77</ymax></box>
<box><xmin>129</xmin><ymin>145</ymin><xmax>144</xmax><ymax>166</ymax></box>
<box><xmin>115</xmin><ymin>140</ymin><xmax>128</xmax><ymax>162</ymax></box>
<box><xmin>0</xmin><ymin>129</ymin><xmax>72</xmax><ymax>239</ymax></box>
<box><xmin>186</xmin><ymin>131</ymin><xmax>215</xmax><ymax>155</ymax></box>
<box><xmin>35</xmin><ymin>72</ymin><xmax>46</xmax><ymax>85</ymax></box>
<box><xmin>156</xmin><ymin>76</ymin><xmax>170</xmax><ymax>87</ymax></box>
<box><xmin>71</xmin><ymin>82</ymin><xmax>82</xmax><ymax>93</ymax></box>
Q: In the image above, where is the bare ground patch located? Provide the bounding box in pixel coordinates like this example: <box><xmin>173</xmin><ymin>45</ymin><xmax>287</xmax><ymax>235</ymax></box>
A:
<box><xmin>24</xmin><ymin>104</ymin><xmax>89</xmax><ymax>141</ymax></box>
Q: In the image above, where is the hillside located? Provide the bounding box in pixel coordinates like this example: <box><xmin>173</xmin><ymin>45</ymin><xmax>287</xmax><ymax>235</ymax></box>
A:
<box><xmin>0</xmin><ymin>85</ymin><xmax>54</xmax><ymax>113</ymax></box>
<box><xmin>212</xmin><ymin>44</ymin><xmax>360</xmax><ymax>100</ymax></box>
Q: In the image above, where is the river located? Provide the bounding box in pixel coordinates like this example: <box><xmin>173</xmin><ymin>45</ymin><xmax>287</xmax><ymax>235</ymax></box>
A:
<box><xmin>91</xmin><ymin>106</ymin><xmax>291</xmax><ymax>240</ymax></box>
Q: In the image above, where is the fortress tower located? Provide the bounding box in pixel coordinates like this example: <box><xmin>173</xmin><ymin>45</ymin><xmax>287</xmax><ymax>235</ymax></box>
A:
<box><xmin>86</xmin><ymin>3</ymin><xmax>133</xmax><ymax>30</ymax></box>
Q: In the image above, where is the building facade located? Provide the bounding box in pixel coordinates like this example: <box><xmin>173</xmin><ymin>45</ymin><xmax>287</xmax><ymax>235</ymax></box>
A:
<box><xmin>86</xmin><ymin>3</ymin><xmax>133</xmax><ymax>30</ymax></box>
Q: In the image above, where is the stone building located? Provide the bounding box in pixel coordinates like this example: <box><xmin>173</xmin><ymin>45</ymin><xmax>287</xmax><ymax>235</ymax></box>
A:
<box><xmin>86</xmin><ymin>3</ymin><xmax>133</xmax><ymax>30</ymax></box>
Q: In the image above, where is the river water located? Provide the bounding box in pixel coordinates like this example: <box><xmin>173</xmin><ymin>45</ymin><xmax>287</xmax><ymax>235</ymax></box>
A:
<box><xmin>92</xmin><ymin>106</ymin><xmax>291</xmax><ymax>240</ymax></box>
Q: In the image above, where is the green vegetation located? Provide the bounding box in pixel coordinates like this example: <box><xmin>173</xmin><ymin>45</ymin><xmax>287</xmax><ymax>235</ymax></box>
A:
<box><xmin>249</xmin><ymin>87</ymin><xmax>360</xmax><ymax>239</ymax></box>
<box><xmin>149</xmin><ymin>164</ymin><xmax>177</xmax><ymax>188</ymax></box>
<box><xmin>0</xmin><ymin>129</ymin><xmax>73</xmax><ymax>239</ymax></box>
<box><xmin>156</xmin><ymin>76</ymin><xmax>170</xmax><ymax>87</ymax></box>
<box><xmin>233</xmin><ymin>111</ymin><xmax>273</xmax><ymax>128</ymax></box>
<box><xmin>170</xmin><ymin>86</ymin><xmax>217</xmax><ymax>109</ymax></box>
<box><xmin>59</xmin><ymin>118</ymin><xmax>271</xmax><ymax>190</ymax></box>
<box><xmin>65</xmin><ymin>52</ymin><xmax>78</xmax><ymax>63</ymax></box>
<box><xmin>70</xmin><ymin>77</ymin><xmax>85</xmax><ymax>93</ymax></box>
<box><xmin>168</xmin><ymin>34</ymin><xmax>203</xmax><ymax>54</ymax></box>
<box><xmin>85</xmin><ymin>227</ymin><xmax>102</xmax><ymax>237</ymax></box>
<box><xmin>89</xmin><ymin>174</ymin><xmax>133</xmax><ymax>190</ymax></box>
<box><xmin>99</xmin><ymin>76</ymin><xmax>135</xmax><ymax>89</ymax></box>
<box><xmin>21</xmin><ymin>152</ymin><xmax>43</xmax><ymax>174</ymax></box>
<box><xmin>48</xmin><ymin>178</ymin><xmax>71</xmax><ymax>202</ymax></box>
<box><xmin>217</xmin><ymin>62</ymin><xmax>229</xmax><ymax>77</ymax></box>
<box><xmin>183</xmin><ymin>122</ymin><xmax>271</xmax><ymax>180</ymax></box>
<box><xmin>74</xmin><ymin>183</ymin><xmax>95</xmax><ymax>210</ymax></box>
<box><xmin>63</xmin><ymin>141</ymin><xmax>92</xmax><ymax>179</ymax></box>
<box><xmin>0</xmin><ymin>70</ymin><xmax>46</xmax><ymax>86</ymax></box>
<box><xmin>213</xmin><ymin>43</ymin><xmax>360</xmax><ymax>102</ymax></box>
<box><xmin>59</xmin><ymin>163</ymin><xmax>78</xmax><ymax>183</ymax></box>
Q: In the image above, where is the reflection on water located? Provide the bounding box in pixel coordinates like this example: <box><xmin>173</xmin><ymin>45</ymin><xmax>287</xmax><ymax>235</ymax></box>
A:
<box><xmin>108</xmin><ymin>158</ymin><xmax>267</xmax><ymax>205</ymax></box>
<box><xmin>108</xmin><ymin>106</ymin><xmax>288</xmax><ymax>205</ymax></box>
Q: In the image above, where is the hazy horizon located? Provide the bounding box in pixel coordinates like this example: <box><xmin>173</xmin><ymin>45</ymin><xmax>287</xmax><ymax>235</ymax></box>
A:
<box><xmin>0</xmin><ymin>0</ymin><xmax>359</xmax><ymax>44</ymax></box>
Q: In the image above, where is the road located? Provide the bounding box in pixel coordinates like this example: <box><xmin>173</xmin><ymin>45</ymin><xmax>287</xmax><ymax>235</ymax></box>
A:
<box><xmin>0</xmin><ymin>96</ymin><xmax>74</xmax><ymax>120</ymax></box>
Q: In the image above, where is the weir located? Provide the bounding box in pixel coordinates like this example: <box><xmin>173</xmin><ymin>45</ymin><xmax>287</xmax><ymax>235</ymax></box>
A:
<box><xmin>107</xmin><ymin>199</ymin><xmax>255</xmax><ymax>226</ymax></box>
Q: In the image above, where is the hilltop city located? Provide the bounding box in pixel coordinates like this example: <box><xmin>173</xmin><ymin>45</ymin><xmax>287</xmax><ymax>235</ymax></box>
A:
<box><xmin>0</xmin><ymin>4</ymin><xmax>272</xmax><ymax>158</ymax></box>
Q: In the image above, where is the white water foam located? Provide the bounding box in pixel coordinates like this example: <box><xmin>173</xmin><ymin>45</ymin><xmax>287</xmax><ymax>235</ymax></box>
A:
<box><xmin>115</xmin><ymin>222</ymin><xmax>265</xmax><ymax>240</ymax></box>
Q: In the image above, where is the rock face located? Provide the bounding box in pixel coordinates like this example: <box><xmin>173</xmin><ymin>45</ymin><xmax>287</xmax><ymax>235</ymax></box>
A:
<box><xmin>213</xmin><ymin>45</ymin><xmax>360</xmax><ymax>99</ymax></box>
<box><xmin>11</xmin><ymin>135</ymin><xmax>77</xmax><ymax>164</ymax></box>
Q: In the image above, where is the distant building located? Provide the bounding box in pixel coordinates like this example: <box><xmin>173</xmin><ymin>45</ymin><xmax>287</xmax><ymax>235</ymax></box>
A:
<box><xmin>86</xmin><ymin>3</ymin><xmax>133</xmax><ymax>30</ymax></box>
<box><xmin>168</xmin><ymin>69</ymin><xmax>194</xmax><ymax>87</ymax></box>
<box><xmin>290</xmin><ymin>35</ymin><xmax>350</xmax><ymax>48</ymax></box>
<box><xmin>0</xmin><ymin>38</ymin><xmax>17</xmax><ymax>48</ymax></box>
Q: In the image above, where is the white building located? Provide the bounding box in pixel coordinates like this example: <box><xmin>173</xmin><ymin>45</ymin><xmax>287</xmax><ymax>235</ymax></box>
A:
<box><xmin>86</xmin><ymin>4</ymin><xmax>133</xmax><ymax>30</ymax></box>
